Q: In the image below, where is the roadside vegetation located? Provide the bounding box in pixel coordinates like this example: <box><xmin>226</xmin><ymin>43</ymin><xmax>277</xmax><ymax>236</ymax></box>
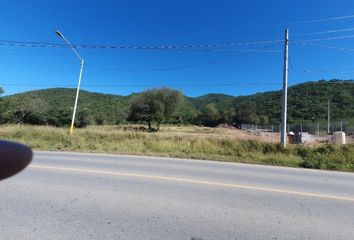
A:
<box><xmin>1</xmin><ymin>82</ymin><xmax>354</xmax><ymax>172</ymax></box>
<box><xmin>1</xmin><ymin>124</ymin><xmax>353</xmax><ymax>172</ymax></box>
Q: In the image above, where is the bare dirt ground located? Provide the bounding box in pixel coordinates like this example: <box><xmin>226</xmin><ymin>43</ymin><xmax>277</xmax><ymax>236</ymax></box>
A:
<box><xmin>159</xmin><ymin>125</ymin><xmax>280</xmax><ymax>143</ymax></box>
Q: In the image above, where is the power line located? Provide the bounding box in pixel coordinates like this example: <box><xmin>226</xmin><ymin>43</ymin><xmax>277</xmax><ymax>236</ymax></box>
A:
<box><xmin>0</xmin><ymin>39</ymin><xmax>283</xmax><ymax>50</ymax></box>
<box><xmin>0</xmin><ymin>44</ymin><xmax>282</xmax><ymax>54</ymax></box>
<box><xmin>85</xmin><ymin>44</ymin><xmax>280</xmax><ymax>72</ymax></box>
<box><xmin>284</xmin><ymin>14</ymin><xmax>354</xmax><ymax>24</ymax></box>
<box><xmin>5</xmin><ymin>81</ymin><xmax>353</xmax><ymax>89</ymax></box>
<box><xmin>3</xmin><ymin>81</ymin><xmax>351</xmax><ymax>88</ymax></box>
<box><xmin>293</xmin><ymin>27</ymin><xmax>354</xmax><ymax>36</ymax></box>
<box><xmin>292</xmin><ymin>41</ymin><xmax>354</xmax><ymax>52</ymax></box>
<box><xmin>293</xmin><ymin>34</ymin><xmax>354</xmax><ymax>42</ymax></box>
<box><xmin>187</xmin><ymin>49</ymin><xmax>282</xmax><ymax>53</ymax></box>
<box><xmin>85</xmin><ymin>54</ymin><xmax>242</xmax><ymax>72</ymax></box>
<box><xmin>1</xmin><ymin>14</ymin><xmax>354</xmax><ymax>51</ymax></box>
<box><xmin>2</xmin><ymin>28</ymin><xmax>354</xmax><ymax>52</ymax></box>
<box><xmin>2</xmin><ymin>34</ymin><xmax>354</xmax><ymax>52</ymax></box>
<box><xmin>253</xmin><ymin>14</ymin><xmax>354</xmax><ymax>28</ymax></box>
<box><xmin>290</xmin><ymin>69</ymin><xmax>354</xmax><ymax>74</ymax></box>
<box><xmin>0</xmin><ymin>82</ymin><xmax>281</xmax><ymax>88</ymax></box>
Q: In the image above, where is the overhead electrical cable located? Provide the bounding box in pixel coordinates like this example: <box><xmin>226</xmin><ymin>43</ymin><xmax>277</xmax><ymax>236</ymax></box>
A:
<box><xmin>293</xmin><ymin>34</ymin><xmax>354</xmax><ymax>42</ymax></box>
<box><xmin>293</xmin><ymin>27</ymin><xmax>354</xmax><ymax>36</ymax></box>
<box><xmin>251</xmin><ymin>14</ymin><xmax>354</xmax><ymax>28</ymax></box>
<box><xmin>85</xmin><ymin>44</ymin><xmax>280</xmax><ymax>72</ymax></box>
<box><xmin>290</xmin><ymin>69</ymin><xmax>354</xmax><ymax>74</ymax></box>
<box><xmin>292</xmin><ymin>41</ymin><xmax>354</xmax><ymax>52</ymax></box>
<box><xmin>0</xmin><ymin>39</ymin><xmax>283</xmax><ymax>50</ymax></box>
<box><xmin>0</xmin><ymin>82</ymin><xmax>281</xmax><ymax>88</ymax></box>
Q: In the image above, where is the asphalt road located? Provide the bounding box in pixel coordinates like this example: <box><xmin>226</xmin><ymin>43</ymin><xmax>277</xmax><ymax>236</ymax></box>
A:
<box><xmin>1</xmin><ymin>152</ymin><xmax>354</xmax><ymax>240</ymax></box>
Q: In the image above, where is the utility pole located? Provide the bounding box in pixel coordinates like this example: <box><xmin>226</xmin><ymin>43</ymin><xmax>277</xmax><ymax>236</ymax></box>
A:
<box><xmin>327</xmin><ymin>99</ymin><xmax>330</xmax><ymax>134</ymax></box>
<box><xmin>55</xmin><ymin>30</ymin><xmax>84</xmax><ymax>135</ymax></box>
<box><xmin>281</xmin><ymin>29</ymin><xmax>289</xmax><ymax>148</ymax></box>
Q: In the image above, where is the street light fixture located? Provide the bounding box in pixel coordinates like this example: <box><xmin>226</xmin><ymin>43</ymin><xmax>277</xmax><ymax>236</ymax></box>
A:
<box><xmin>55</xmin><ymin>30</ymin><xmax>84</xmax><ymax>134</ymax></box>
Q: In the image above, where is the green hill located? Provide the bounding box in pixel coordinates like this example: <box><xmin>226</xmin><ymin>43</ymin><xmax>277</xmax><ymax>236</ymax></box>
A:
<box><xmin>1</xmin><ymin>88</ymin><xmax>131</xmax><ymax>126</ymax></box>
<box><xmin>1</xmin><ymin>79</ymin><xmax>354</xmax><ymax>127</ymax></box>
<box><xmin>232</xmin><ymin>80</ymin><xmax>354</xmax><ymax>124</ymax></box>
<box><xmin>190</xmin><ymin>93</ymin><xmax>235</xmax><ymax>112</ymax></box>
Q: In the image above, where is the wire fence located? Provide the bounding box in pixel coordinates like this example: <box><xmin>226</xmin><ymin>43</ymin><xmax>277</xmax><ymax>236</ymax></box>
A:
<box><xmin>241</xmin><ymin>121</ymin><xmax>354</xmax><ymax>144</ymax></box>
<box><xmin>241</xmin><ymin>121</ymin><xmax>354</xmax><ymax>134</ymax></box>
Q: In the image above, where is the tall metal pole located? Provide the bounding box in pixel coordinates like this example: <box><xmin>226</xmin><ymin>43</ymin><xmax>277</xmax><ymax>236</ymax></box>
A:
<box><xmin>55</xmin><ymin>30</ymin><xmax>84</xmax><ymax>135</ymax></box>
<box><xmin>69</xmin><ymin>59</ymin><xmax>84</xmax><ymax>134</ymax></box>
<box><xmin>327</xmin><ymin>99</ymin><xmax>330</xmax><ymax>134</ymax></box>
<box><xmin>281</xmin><ymin>29</ymin><xmax>289</xmax><ymax>148</ymax></box>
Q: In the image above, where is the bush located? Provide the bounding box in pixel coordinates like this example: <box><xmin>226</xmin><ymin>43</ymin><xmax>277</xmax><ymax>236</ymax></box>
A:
<box><xmin>300</xmin><ymin>145</ymin><xmax>354</xmax><ymax>171</ymax></box>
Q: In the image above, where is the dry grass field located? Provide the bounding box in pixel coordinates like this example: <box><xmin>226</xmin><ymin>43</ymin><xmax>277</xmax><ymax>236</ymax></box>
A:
<box><xmin>1</xmin><ymin>124</ymin><xmax>353</xmax><ymax>172</ymax></box>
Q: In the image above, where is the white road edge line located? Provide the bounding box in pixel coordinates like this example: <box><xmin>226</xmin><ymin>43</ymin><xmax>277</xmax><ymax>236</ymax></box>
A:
<box><xmin>29</xmin><ymin>164</ymin><xmax>354</xmax><ymax>203</ymax></box>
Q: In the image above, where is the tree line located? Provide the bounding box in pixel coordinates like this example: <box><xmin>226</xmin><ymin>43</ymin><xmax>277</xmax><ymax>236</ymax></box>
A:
<box><xmin>0</xmin><ymin>87</ymin><xmax>261</xmax><ymax>130</ymax></box>
<box><xmin>1</xmin><ymin>80</ymin><xmax>354</xmax><ymax>130</ymax></box>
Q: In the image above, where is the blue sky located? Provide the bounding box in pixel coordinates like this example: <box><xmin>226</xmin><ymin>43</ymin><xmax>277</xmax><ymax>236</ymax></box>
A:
<box><xmin>1</xmin><ymin>0</ymin><xmax>354</xmax><ymax>97</ymax></box>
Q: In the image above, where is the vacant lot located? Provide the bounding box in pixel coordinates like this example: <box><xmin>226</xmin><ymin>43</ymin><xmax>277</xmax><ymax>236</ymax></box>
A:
<box><xmin>1</xmin><ymin>124</ymin><xmax>353</xmax><ymax>172</ymax></box>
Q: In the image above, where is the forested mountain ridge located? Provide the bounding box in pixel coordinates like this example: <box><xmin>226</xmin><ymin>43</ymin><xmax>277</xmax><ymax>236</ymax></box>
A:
<box><xmin>232</xmin><ymin>80</ymin><xmax>354</xmax><ymax>124</ymax></box>
<box><xmin>1</xmin><ymin>79</ymin><xmax>353</xmax><ymax>126</ymax></box>
<box><xmin>1</xmin><ymin>88</ymin><xmax>131</xmax><ymax>126</ymax></box>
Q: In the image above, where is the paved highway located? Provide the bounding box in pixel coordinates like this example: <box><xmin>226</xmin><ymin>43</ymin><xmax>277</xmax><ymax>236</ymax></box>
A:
<box><xmin>1</xmin><ymin>151</ymin><xmax>354</xmax><ymax>239</ymax></box>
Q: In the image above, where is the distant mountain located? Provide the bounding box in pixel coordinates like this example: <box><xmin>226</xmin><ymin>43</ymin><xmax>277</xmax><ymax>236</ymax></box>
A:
<box><xmin>190</xmin><ymin>93</ymin><xmax>235</xmax><ymax>113</ymax></box>
<box><xmin>1</xmin><ymin>79</ymin><xmax>354</xmax><ymax>126</ymax></box>
<box><xmin>2</xmin><ymin>88</ymin><xmax>131</xmax><ymax>125</ymax></box>
<box><xmin>232</xmin><ymin>80</ymin><xmax>354</xmax><ymax>124</ymax></box>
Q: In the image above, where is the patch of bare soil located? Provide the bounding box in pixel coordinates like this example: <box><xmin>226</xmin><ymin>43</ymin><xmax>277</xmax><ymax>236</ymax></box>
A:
<box><xmin>216</xmin><ymin>124</ymin><xmax>237</xmax><ymax>130</ymax></box>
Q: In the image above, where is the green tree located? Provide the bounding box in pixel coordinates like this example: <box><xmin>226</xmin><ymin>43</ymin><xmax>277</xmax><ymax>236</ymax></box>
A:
<box><xmin>128</xmin><ymin>88</ymin><xmax>183</xmax><ymax>131</ymax></box>
<box><xmin>10</xmin><ymin>96</ymin><xmax>47</xmax><ymax>125</ymax></box>
<box><xmin>171</xmin><ymin>99</ymin><xmax>200</xmax><ymax>124</ymax></box>
<box><xmin>45</xmin><ymin>108</ymin><xmax>71</xmax><ymax>127</ymax></box>
<box><xmin>232</xmin><ymin>103</ymin><xmax>260</xmax><ymax>126</ymax></box>
<box><xmin>199</xmin><ymin>103</ymin><xmax>222</xmax><ymax>127</ymax></box>
<box><xmin>75</xmin><ymin>109</ymin><xmax>91</xmax><ymax>128</ymax></box>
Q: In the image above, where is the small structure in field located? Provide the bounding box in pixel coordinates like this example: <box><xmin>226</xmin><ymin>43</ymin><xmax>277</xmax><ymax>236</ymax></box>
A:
<box><xmin>288</xmin><ymin>132</ymin><xmax>313</xmax><ymax>144</ymax></box>
<box><xmin>298</xmin><ymin>132</ymin><xmax>313</xmax><ymax>144</ymax></box>
<box><xmin>333</xmin><ymin>131</ymin><xmax>346</xmax><ymax>145</ymax></box>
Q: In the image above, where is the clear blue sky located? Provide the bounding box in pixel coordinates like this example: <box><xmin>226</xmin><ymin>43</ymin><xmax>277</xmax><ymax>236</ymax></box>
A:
<box><xmin>1</xmin><ymin>0</ymin><xmax>354</xmax><ymax>97</ymax></box>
